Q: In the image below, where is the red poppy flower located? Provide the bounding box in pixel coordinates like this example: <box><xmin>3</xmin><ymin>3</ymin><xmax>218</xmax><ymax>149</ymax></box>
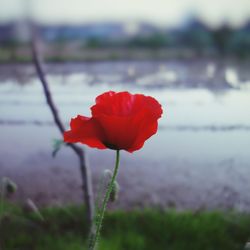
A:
<box><xmin>64</xmin><ymin>91</ymin><xmax>163</xmax><ymax>153</ymax></box>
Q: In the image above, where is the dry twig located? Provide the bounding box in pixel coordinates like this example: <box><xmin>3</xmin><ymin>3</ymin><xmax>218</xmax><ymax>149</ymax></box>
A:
<box><xmin>31</xmin><ymin>27</ymin><xmax>95</xmax><ymax>231</ymax></box>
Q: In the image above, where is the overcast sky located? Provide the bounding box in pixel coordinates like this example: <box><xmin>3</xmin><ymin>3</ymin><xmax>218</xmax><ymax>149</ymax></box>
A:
<box><xmin>1</xmin><ymin>0</ymin><xmax>250</xmax><ymax>27</ymax></box>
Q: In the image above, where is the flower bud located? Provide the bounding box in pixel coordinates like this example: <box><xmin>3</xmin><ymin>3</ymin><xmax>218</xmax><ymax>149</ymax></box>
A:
<box><xmin>24</xmin><ymin>199</ymin><xmax>44</xmax><ymax>221</ymax></box>
<box><xmin>110</xmin><ymin>181</ymin><xmax>120</xmax><ymax>202</ymax></box>
<box><xmin>103</xmin><ymin>169</ymin><xmax>113</xmax><ymax>179</ymax></box>
<box><xmin>4</xmin><ymin>178</ymin><xmax>17</xmax><ymax>194</ymax></box>
<box><xmin>245</xmin><ymin>242</ymin><xmax>250</xmax><ymax>250</ymax></box>
<box><xmin>102</xmin><ymin>169</ymin><xmax>120</xmax><ymax>202</ymax></box>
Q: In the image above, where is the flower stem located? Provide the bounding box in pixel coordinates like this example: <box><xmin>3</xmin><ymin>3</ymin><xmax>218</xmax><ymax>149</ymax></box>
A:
<box><xmin>88</xmin><ymin>150</ymin><xmax>120</xmax><ymax>250</ymax></box>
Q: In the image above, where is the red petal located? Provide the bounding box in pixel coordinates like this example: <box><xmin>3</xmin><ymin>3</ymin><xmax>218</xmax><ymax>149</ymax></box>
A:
<box><xmin>64</xmin><ymin>115</ymin><xmax>107</xmax><ymax>150</ymax></box>
<box><xmin>127</xmin><ymin>121</ymin><xmax>158</xmax><ymax>152</ymax></box>
<box><xmin>95</xmin><ymin>111</ymin><xmax>158</xmax><ymax>152</ymax></box>
<box><xmin>96</xmin><ymin>114</ymin><xmax>137</xmax><ymax>150</ymax></box>
<box><xmin>92</xmin><ymin>91</ymin><xmax>134</xmax><ymax>116</ymax></box>
<box><xmin>92</xmin><ymin>91</ymin><xmax>162</xmax><ymax>119</ymax></box>
<box><xmin>70</xmin><ymin>115</ymin><xmax>89</xmax><ymax>129</ymax></box>
<box><xmin>65</xmin><ymin>91</ymin><xmax>163</xmax><ymax>152</ymax></box>
<box><xmin>90</xmin><ymin>91</ymin><xmax>163</xmax><ymax>152</ymax></box>
<box><xmin>132</xmin><ymin>94</ymin><xmax>163</xmax><ymax>119</ymax></box>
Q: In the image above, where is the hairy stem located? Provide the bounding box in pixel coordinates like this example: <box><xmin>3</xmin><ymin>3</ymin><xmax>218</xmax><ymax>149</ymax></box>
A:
<box><xmin>88</xmin><ymin>150</ymin><xmax>120</xmax><ymax>250</ymax></box>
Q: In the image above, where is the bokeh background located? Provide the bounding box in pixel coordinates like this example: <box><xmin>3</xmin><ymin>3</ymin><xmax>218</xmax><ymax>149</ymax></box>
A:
<box><xmin>1</xmin><ymin>1</ymin><xmax>250</xmax><ymax>249</ymax></box>
<box><xmin>0</xmin><ymin>0</ymin><xmax>250</xmax><ymax>250</ymax></box>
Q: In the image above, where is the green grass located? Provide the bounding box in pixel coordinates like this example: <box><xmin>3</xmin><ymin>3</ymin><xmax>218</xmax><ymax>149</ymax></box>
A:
<box><xmin>1</xmin><ymin>203</ymin><xmax>250</xmax><ymax>250</ymax></box>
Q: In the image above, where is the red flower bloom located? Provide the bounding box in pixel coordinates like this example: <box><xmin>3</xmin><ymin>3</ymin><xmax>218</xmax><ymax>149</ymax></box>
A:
<box><xmin>64</xmin><ymin>91</ymin><xmax>163</xmax><ymax>153</ymax></box>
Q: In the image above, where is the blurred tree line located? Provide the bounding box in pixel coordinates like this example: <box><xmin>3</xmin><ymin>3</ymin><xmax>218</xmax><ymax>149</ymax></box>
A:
<box><xmin>54</xmin><ymin>19</ymin><xmax>250</xmax><ymax>58</ymax></box>
<box><xmin>0</xmin><ymin>18</ymin><xmax>250</xmax><ymax>59</ymax></box>
<box><xmin>83</xmin><ymin>23</ymin><xmax>250</xmax><ymax>58</ymax></box>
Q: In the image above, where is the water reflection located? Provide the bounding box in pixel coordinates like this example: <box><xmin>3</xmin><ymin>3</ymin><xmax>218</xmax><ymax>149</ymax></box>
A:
<box><xmin>1</xmin><ymin>60</ymin><xmax>250</xmax><ymax>89</ymax></box>
<box><xmin>0</xmin><ymin>61</ymin><xmax>250</xmax><ymax>209</ymax></box>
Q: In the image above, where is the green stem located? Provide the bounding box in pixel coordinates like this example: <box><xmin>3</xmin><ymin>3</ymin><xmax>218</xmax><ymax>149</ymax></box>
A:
<box><xmin>88</xmin><ymin>150</ymin><xmax>120</xmax><ymax>250</ymax></box>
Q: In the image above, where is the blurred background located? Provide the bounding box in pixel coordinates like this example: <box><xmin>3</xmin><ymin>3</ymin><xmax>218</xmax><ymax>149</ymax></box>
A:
<box><xmin>1</xmin><ymin>0</ymin><xmax>250</xmax><ymax>249</ymax></box>
<box><xmin>1</xmin><ymin>0</ymin><xmax>250</xmax><ymax>224</ymax></box>
<box><xmin>1</xmin><ymin>0</ymin><xmax>250</xmax><ymax>60</ymax></box>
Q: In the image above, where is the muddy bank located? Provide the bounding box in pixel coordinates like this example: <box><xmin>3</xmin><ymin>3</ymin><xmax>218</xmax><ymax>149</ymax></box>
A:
<box><xmin>0</xmin><ymin>61</ymin><xmax>250</xmax><ymax>210</ymax></box>
<box><xmin>1</xmin><ymin>144</ymin><xmax>250</xmax><ymax>211</ymax></box>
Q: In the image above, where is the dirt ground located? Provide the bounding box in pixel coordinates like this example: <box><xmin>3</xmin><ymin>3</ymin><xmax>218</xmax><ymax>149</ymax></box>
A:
<box><xmin>1</xmin><ymin>61</ymin><xmax>250</xmax><ymax>211</ymax></box>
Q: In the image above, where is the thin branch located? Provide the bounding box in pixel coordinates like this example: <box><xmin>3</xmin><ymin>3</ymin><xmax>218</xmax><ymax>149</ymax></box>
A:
<box><xmin>31</xmin><ymin>26</ymin><xmax>95</xmax><ymax>230</ymax></box>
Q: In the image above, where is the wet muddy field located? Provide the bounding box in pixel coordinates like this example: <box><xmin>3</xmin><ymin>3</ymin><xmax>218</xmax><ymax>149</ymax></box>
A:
<box><xmin>0</xmin><ymin>59</ymin><xmax>250</xmax><ymax>211</ymax></box>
